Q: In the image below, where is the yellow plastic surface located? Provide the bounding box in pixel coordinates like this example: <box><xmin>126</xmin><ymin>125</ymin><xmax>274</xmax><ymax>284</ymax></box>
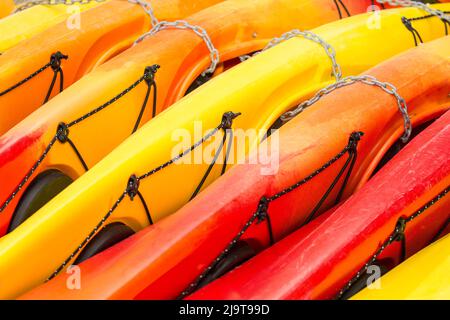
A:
<box><xmin>0</xmin><ymin>1</ymin><xmax>101</xmax><ymax>53</ymax></box>
<box><xmin>353</xmin><ymin>234</ymin><xmax>450</xmax><ymax>300</ymax></box>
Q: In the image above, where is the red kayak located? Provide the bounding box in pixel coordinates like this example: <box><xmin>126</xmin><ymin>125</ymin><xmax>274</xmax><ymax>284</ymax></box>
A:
<box><xmin>189</xmin><ymin>110</ymin><xmax>450</xmax><ymax>300</ymax></box>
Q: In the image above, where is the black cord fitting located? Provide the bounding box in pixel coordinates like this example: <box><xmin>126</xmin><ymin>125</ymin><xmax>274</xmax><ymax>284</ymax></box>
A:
<box><xmin>56</xmin><ymin>122</ymin><xmax>70</xmax><ymax>143</ymax></box>
<box><xmin>144</xmin><ymin>65</ymin><xmax>160</xmax><ymax>84</ymax></box>
<box><xmin>393</xmin><ymin>216</ymin><xmax>407</xmax><ymax>242</ymax></box>
<box><xmin>348</xmin><ymin>131</ymin><xmax>364</xmax><ymax>151</ymax></box>
<box><xmin>50</xmin><ymin>52</ymin><xmax>68</xmax><ymax>72</ymax></box>
<box><xmin>401</xmin><ymin>17</ymin><xmax>414</xmax><ymax>32</ymax></box>
<box><xmin>126</xmin><ymin>174</ymin><xmax>140</xmax><ymax>201</ymax></box>
<box><xmin>256</xmin><ymin>196</ymin><xmax>270</xmax><ymax>224</ymax></box>
<box><xmin>221</xmin><ymin>111</ymin><xmax>241</xmax><ymax>130</ymax></box>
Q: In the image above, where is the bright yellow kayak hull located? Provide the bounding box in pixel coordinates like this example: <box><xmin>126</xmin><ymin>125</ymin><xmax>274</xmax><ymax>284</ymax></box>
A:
<box><xmin>0</xmin><ymin>2</ymin><xmax>100</xmax><ymax>53</ymax></box>
<box><xmin>0</xmin><ymin>5</ymin><xmax>449</xmax><ymax>299</ymax></box>
<box><xmin>353</xmin><ymin>234</ymin><xmax>450</xmax><ymax>300</ymax></box>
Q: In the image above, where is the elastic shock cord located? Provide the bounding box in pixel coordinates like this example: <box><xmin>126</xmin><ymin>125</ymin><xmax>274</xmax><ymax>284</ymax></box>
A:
<box><xmin>0</xmin><ymin>65</ymin><xmax>159</xmax><ymax>213</ymax></box>
<box><xmin>337</xmin><ymin>186</ymin><xmax>450</xmax><ymax>299</ymax></box>
<box><xmin>178</xmin><ymin>131</ymin><xmax>364</xmax><ymax>299</ymax></box>
<box><xmin>47</xmin><ymin>111</ymin><xmax>241</xmax><ymax>281</ymax></box>
<box><xmin>402</xmin><ymin>11</ymin><xmax>450</xmax><ymax>47</ymax></box>
<box><xmin>333</xmin><ymin>0</ymin><xmax>351</xmax><ymax>19</ymax></box>
<box><xmin>0</xmin><ymin>52</ymin><xmax>68</xmax><ymax>103</ymax></box>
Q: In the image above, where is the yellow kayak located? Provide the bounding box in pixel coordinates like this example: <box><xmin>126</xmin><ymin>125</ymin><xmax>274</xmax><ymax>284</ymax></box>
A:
<box><xmin>0</xmin><ymin>0</ymin><xmax>14</xmax><ymax>18</ymax></box>
<box><xmin>0</xmin><ymin>4</ymin><xmax>449</xmax><ymax>299</ymax></box>
<box><xmin>0</xmin><ymin>1</ymin><xmax>101</xmax><ymax>53</ymax></box>
<box><xmin>353</xmin><ymin>234</ymin><xmax>450</xmax><ymax>300</ymax></box>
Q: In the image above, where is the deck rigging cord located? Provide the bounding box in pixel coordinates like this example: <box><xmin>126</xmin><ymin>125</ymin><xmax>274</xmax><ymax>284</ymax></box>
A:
<box><xmin>332</xmin><ymin>0</ymin><xmax>387</xmax><ymax>19</ymax></box>
<box><xmin>176</xmin><ymin>44</ymin><xmax>414</xmax><ymax>297</ymax></box>
<box><xmin>376</xmin><ymin>0</ymin><xmax>450</xmax><ymax>23</ymax></box>
<box><xmin>177</xmin><ymin>131</ymin><xmax>365</xmax><ymax>299</ymax></box>
<box><xmin>371</xmin><ymin>0</ymin><xmax>386</xmax><ymax>9</ymax></box>
<box><xmin>4</xmin><ymin>0</ymin><xmax>446</xmax><ymax>289</ymax></box>
<box><xmin>333</xmin><ymin>0</ymin><xmax>351</xmax><ymax>19</ymax></box>
<box><xmin>47</xmin><ymin>111</ymin><xmax>241</xmax><ymax>280</ymax></box>
<box><xmin>0</xmin><ymin>51</ymin><xmax>68</xmax><ymax>104</ymax></box>
<box><xmin>336</xmin><ymin>186</ymin><xmax>450</xmax><ymax>299</ymax></box>
<box><xmin>402</xmin><ymin>11</ymin><xmax>450</xmax><ymax>46</ymax></box>
<box><xmin>2</xmin><ymin>1</ymin><xmax>161</xmax><ymax>102</ymax></box>
<box><xmin>0</xmin><ymin>65</ymin><xmax>159</xmax><ymax>213</ymax></box>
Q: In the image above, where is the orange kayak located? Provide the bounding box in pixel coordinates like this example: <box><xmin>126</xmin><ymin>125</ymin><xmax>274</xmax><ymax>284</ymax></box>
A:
<box><xmin>0</xmin><ymin>0</ymin><xmax>222</xmax><ymax>135</ymax></box>
<box><xmin>0</xmin><ymin>0</ymin><xmax>373</xmax><ymax>235</ymax></box>
<box><xmin>19</xmin><ymin>37</ymin><xmax>450</xmax><ymax>300</ymax></box>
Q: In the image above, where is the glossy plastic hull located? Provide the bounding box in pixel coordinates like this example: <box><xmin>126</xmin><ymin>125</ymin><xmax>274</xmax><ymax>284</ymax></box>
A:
<box><xmin>0</xmin><ymin>0</ymin><xmax>222</xmax><ymax>134</ymax></box>
<box><xmin>18</xmin><ymin>36</ymin><xmax>450</xmax><ymax>300</ymax></box>
<box><xmin>0</xmin><ymin>0</ymin><xmax>377</xmax><ymax>234</ymax></box>
<box><xmin>189</xmin><ymin>110</ymin><xmax>450</xmax><ymax>300</ymax></box>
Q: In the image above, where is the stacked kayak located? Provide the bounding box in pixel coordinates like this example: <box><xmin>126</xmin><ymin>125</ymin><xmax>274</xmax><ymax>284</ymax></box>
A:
<box><xmin>0</xmin><ymin>0</ymin><xmax>222</xmax><ymax>134</ymax></box>
<box><xmin>0</xmin><ymin>0</ymin><xmax>447</xmax><ymax>302</ymax></box>
<box><xmin>188</xmin><ymin>108</ymin><xmax>450</xmax><ymax>300</ymax></box>
<box><xmin>353</xmin><ymin>234</ymin><xmax>450</xmax><ymax>300</ymax></box>
<box><xmin>14</xmin><ymin>35</ymin><xmax>450</xmax><ymax>299</ymax></box>
<box><xmin>0</xmin><ymin>0</ymin><xmax>378</xmax><ymax>235</ymax></box>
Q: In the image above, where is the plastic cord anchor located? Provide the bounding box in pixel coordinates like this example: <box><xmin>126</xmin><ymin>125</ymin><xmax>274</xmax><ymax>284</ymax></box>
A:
<box><xmin>50</xmin><ymin>52</ymin><xmax>68</xmax><ymax>72</ymax></box>
<box><xmin>126</xmin><ymin>174</ymin><xmax>140</xmax><ymax>201</ymax></box>
<box><xmin>143</xmin><ymin>64</ymin><xmax>160</xmax><ymax>84</ymax></box>
<box><xmin>401</xmin><ymin>17</ymin><xmax>414</xmax><ymax>32</ymax></box>
<box><xmin>256</xmin><ymin>197</ymin><xmax>270</xmax><ymax>224</ymax></box>
<box><xmin>56</xmin><ymin>122</ymin><xmax>70</xmax><ymax>143</ymax></box>
<box><xmin>348</xmin><ymin>131</ymin><xmax>364</xmax><ymax>151</ymax></box>
<box><xmin>393</xmin><ymin>217</ymin><xmax>407</xmax><ymax>242</ymax></box>
<box><xmin>256</xmin><ymin>196</ymin><xmax>275</xmax><ymax>245</ymax></box>
<box><xmin>221</xmin><ymin>112</ymin><xmax>242</xmax><ymax>130</ymax></box>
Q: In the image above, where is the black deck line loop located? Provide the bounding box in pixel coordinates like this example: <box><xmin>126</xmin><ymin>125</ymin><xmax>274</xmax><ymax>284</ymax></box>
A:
<box><xmin>256</xmin><ymin>196</ymin><xmax>275</xmax><ymax>245</ymax></box>
<box><xmin>402</xmin><ymin>16</ymin><xmax>424</xmax><ymax>47</ymax></box>
<box><xmin>132</xmin><ymin>65</ymin><xmax>160</xmax><ymax>134</ymax></box>
<box><xmin>44</xmin><ymin>52</ymin><xmax>68</xmax><ymax>103</ymax></box>
<box><xmin>190</xmin><ymin>131</ymin><xmax>227</xmax><ymax>200</ymax></box>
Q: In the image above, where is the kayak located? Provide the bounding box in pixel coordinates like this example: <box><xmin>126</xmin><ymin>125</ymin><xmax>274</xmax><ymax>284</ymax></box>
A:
<box><xmin>0</xmin><ymin>0</ymin><xmax>377</xmax><ymax>234</ymax></box>
<box><xmin>0</xmin><ymin>1</ymin><xmax>100</xmax><ymax>53</ymax></box>
<box><xmin>187</xmin><ymin>109</ymin><xmax>450</xmax><ymax>300</ymax></box>
<box><xmin>352</xmin><ymin>234</ymin><xmax>450</xmax><ymax>300</ymax></box>
<box><xmin>15</xmin><ymin>34</ymin><xmax>450</xmax><ymax>300</ymax></box>
<box><xmin>1</xmin><ymin>4</ymin><xmax>449</xmax><ymax>300</ymax></box>
<box><xmin>0</xmin><ymin>0</ymin><xmax>222</xmax><ymax>135</ymax></box>
<box><xmin>0</xmin><ymin>0</ymin><xmax>14</xmax><ymax>18</ymax></box>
